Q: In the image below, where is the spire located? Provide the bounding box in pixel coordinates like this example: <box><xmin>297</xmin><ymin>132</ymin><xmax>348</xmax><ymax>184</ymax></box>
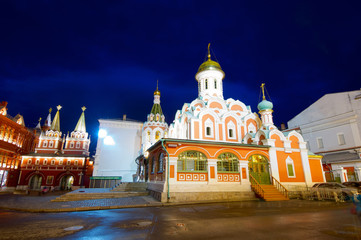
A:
<box><xmin>74</xmin><ymin>106</ymin><xmax>87</xmax><ymax>132</ymax></box>
<box><xmin>44</xmin><ymin>108</ymin><xmax>52</xmax><ymax>127</ymax></box>
<box><xmin>154</xmin><ymin>80</ymin><xmax>160</xmax><ymax>96</ymax></box>
<box><xmin>150</xmin><ymin>82</ymin><xmax>163</xmax><ymax>120</ymax></box>
<box><xmin>50</xmin><ymin>105</ymin><xmax>62</xmax><ymax>131</ymax></box>
<box><xmin>35</xmin><ymin>117</ymin><xmax>42</xmax><ymax>129</ymax></box>
<box><xmin>207</xmin><ymin>43</ymin><xmax>211</xmax><ymax>60</ymax></box>
<box><xmin>261</xmin><ymin>83</ymin><xmax>266</xmax><ymax>100</ymax></box>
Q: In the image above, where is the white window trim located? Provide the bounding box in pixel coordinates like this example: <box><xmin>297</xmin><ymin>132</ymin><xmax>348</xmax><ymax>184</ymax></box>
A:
<box><xmin>248</xmin><ymin>122</ymin><xmax>256</xmax><ymax>134</ymax></box>
<box><xmin>74</xmin><ymin>160</ymin><xmax>78</xmax><ymax>166</ymax></box>
<box><xmin>317</xmin><ymin>137</ymin><xmax>324</xmax><ymax>149</ymax></box>
<box><xmin>49</xmin><ymin>141</ymin><xmax>53</xmax><ymax>148</ymax></box>
<box><xmin>27</xmin><ymin>159</ymin><xmax>32</xmax><ymax>165</ymax></box>
<box><xmin>205</xmin><ymin>118</ymin><xmax>214</xmax><ymax>138</ymax></box>
<box><xmin>43</xmin><ymin>141</ymin><xmax>47</xmax><ymax>147</ymax></box>
<box><xmin>59</xmin><ymin>160</ymin><xmax>63</xmax><ymax>165</ymax></box>
<box><xmin>67</xmin><ymin>160</ymin><xmax>71</xmax><ymax>165</ymax></box>
<box><xmin>43</xmin><ymin>159</ymin><xmax>47</xmax><ymax>165</ymax></box>
<box><xmin>51</xmin><ymin>160</ymin><xmax>55</xmax><ymax>165</ymax></box>
<box><xmin>70</xmin><ymin>142</ymin><xmax>74</xmax><ymax>148</ymax></box>
<box><xmin>337</xmin><ymin>133</ymin><xmax>346</xmax><ymax>146</ymax></box>
<box><xmin>76</xmin><ymin>142</ymin><xmax>80</xmax><ymax>149</ymax></box>
<box><xmin>286</xmin><ymin>157</ymin><xmax>296</xmax><ymax>178</ymax></box>
<box><xmin>227</xmin><ymin>121</ymin><xmax>237</xmax><ymax>140</ymax></box>
<box><xmin>35</xmin><ymin>159</ymin><xmax>40</xmax><ymax>165</ymax></box>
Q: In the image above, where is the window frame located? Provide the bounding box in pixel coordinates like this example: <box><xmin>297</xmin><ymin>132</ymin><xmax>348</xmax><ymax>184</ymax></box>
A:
<box><xmin>217</xmin><ymin>152</ymin><xmax>239</xmax><ymax>173</ymax></box>
<box><xmin>177</xmin><ymin>151</ymin><xmax>208</xmax><ymax>172</ymax></box>
<box><xmin>286</xmin><ymin>157</ymin><xmax>296</xmax><ymax>178</ymax></box>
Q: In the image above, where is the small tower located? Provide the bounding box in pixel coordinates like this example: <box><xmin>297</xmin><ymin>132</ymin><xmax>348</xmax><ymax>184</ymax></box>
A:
<box><xmin>258</xmin><ymin>83</ymin><xmax>275</xmax><ymax>130</ymax></box>
<box><xmin>42</xmin><ymin>108</ymin><xmax>52</xmax><ymax>131</ymax></box>
<box><xmin>142</xmin><ymin>82</ymin><xmax>168</xmax><ymax>153</ymax></box>
<box><xmin>195</xmin><ymin>43</ymin><xmax>225</xmax><ymax>99</ymax></box>
<box><xmin>36</xmin><ymin>105</ymin><xmax>63</xmax><ymax>154</ymax></box>
<box><xmin>63</xmin><ymin>106</ymin><xmax>90</xmax><ymax>156</ymax></box>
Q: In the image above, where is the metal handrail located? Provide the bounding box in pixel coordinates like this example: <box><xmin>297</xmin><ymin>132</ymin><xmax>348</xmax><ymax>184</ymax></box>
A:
<box><xmin>249</xmin><ymin>174</ymin><xmax>265</xmax><ymax>198</ymax></box>
<box><xmin>272</xmin><ymin>176</ymin><xmax>289</xmax><ymax>198</ymax></box>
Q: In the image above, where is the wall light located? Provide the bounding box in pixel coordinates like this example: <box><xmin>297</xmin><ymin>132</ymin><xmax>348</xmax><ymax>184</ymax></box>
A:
<box><xmin>98</xmin><ymin>129</ymin><xmax>107</xmax><ymax>138</ymax></box>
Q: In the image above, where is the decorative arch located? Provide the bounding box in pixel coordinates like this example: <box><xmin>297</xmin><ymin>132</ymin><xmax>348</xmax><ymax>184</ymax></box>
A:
<box><xmin>287</xmin><ymin>131</ymin><xmax>304</xmax><ymax>149</ymax></box>
<box><xmin>25</xmin><ymin>171</ymin><xmax>46</xmax><ymax>181</ymax></box>
<box><xmin>269</xmin><ymin>130</ymin><xmax>285</xmax><ymax>148</ymax></box>
<box><xmin>173</xmin><ymin>146</ymin><xmax>212</xmax><ymax>159</ymax></box>
<box><xmin>56</xmin><ymin>171</ymin><xmax>76</xmax><ymax>181</ymax></box>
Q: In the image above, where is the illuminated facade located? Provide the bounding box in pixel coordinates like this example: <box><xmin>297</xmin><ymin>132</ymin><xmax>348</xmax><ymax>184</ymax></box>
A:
<box><xmin>0</xmin><ymin>101</ymin><xmax>35</xmax><ymax>191</ymax></box>
<box><xmin>93</xmin><ymin>116</ymin><xmax>143</xmax><ymax>182</ymax></box>
<box><xmin>138</xmin><ymin>45</ymin><xmax>325</xmax><ymax>202</ymax></box>
<box><xmin>17</xmin><ymin>106</ymin><xmax>93</xmax><ymax>191</ymax></box>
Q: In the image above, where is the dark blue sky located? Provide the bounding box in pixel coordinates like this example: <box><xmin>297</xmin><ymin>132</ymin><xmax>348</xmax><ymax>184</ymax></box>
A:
<box><xmin>1</xmin><ymin>1</ymin><xmax>360</xmax><ymax>153</ymax></box>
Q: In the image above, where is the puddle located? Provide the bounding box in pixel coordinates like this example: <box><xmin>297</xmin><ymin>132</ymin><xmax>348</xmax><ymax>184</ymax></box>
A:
<box><xmin>64</xmin><ymin>226</ymin><xmax>84</xmax><ymax>231</ymax></box>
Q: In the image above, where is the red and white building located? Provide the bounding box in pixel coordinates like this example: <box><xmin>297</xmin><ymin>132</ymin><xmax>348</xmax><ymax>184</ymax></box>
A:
<box><xmin>17</xmin><ymin>106</ymin><xmax>93</xmax><ymax>191</ymax></box>
<box><xmin>0</xmin><ymin>101</ymin><xmax>35</xmax><ymax>192</ymax></box>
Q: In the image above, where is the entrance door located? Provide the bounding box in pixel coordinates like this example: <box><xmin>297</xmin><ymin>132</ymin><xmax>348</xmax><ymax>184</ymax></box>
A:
<box><xmin>60</xmin><ymin>175</ymin><xmax>74</xmax><ymax>190</ymax></box>
<box><xmin>29</xmin><ymin>175</ymin><xmax>42</xmax><ymax>190</ymax></box>
<box><xmin>248</xmin><ymin>155</ymin><xmax>271</xmax><ymax>184</ymax></box>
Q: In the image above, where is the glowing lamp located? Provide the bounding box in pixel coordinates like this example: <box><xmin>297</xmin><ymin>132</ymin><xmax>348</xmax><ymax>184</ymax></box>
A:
<box><xmin>104</xmin><ymin>136</ymin><xmax>115</xmax><ymax>145</ymax></box>
<box><xmin>98</xmin><ymin>129</ymin><xmax>107</xmax><ymax>138</ymax></box>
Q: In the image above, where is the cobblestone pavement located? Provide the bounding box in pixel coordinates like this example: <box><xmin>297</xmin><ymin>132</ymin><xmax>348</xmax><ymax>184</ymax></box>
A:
<box><xmin>0</xmin><ymin>191</ymin><xmax>161</xmax><ymax>212</ymax></box>
<box><xmin>0</xmin><ymin>189</ymin><xmax>355</xmax><ymax>213</ymax></box>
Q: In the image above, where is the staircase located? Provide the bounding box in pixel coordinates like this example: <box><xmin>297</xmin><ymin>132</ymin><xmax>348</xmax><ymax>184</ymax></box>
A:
<box><xmin>259</xmin><ymin>184</ymin><xmax>289</xmax><ymax>201</ymax></box>
<box><xmin>111</xmin><ymin>182</ymin><xmax>148</xmax><ymax>192</ymax></box>
<box><xmin>250</xmin><ymin>175</ymin><xmax>289</xmax><ymax>201</ymax></box>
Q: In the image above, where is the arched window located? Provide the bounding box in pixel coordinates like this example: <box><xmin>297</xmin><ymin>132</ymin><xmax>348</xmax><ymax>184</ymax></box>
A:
<box><xmin>205</xmin><ymin>79</ymin><xmax>208</xmax><ymax>89</ymax></box>
<box><xmin>155</xmin><ymin>131</ymin><xmax>161</xmax><ymax>141</ymax></box>
<box><xmin>214</xmin><ymin>79</ymin><xmax>217</xmax><ymax>89</ymax></box>
<box><xmin>158</xmin><ymin>153</ymin><xmax>164</xmax><ymax>173</ymax></box>
<box><xmin>217</xmin><ymin>153</ymin><xmax>239</xmax><ymax>172</ymax></box>
<box><xmin>205</xmin><ymin>118</ymin><xmax>213</xmax><ymax>137</ymax></box>
<box><xmin>177</xmin><ymin>151</ymin><xmax>207</xmax><ymax>172</ymax></box>
<box><xmin>151</xmin><ymin>157</ymin><xmax>155</xmax><ymax>173</ymax></box>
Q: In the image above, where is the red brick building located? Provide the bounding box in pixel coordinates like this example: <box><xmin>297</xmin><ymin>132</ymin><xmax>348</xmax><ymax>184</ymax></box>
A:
<box><xmin>0</xmin><ymin>101</ymin><xmax>35</xmax><ymax>191</ymax></box>
<box><xmin>17</xmin><ymin>106</ymin><xmax>93</xmax><ymax>191</ymax></box>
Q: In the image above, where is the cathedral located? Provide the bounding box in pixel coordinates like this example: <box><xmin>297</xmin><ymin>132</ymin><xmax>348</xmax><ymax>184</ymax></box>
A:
<box><xmin>137</xmin><ymin>45</ymin><xmax>325</xmax><ymax>202</ymax></box>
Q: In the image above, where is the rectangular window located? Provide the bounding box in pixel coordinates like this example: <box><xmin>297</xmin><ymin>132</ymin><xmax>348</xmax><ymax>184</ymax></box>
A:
<box><xmin>287</xmin><ymin>163</ymin><xmax>295</xmax><ymax>177</ymax></box>
<box><xmin>337</xmin><ymin>133</ymin><xmax>346</xmax><ymax>145</ymax></box>
<box><xmin>49</xmin><ymin>141</ymin><xmax>53</xmax><ymax>148</ymax></box>
<box><xmin>229</xmin><ymin>129</ymin><xmax>233</xmax><ymax>138</ymax></box>
<box><xmin>46</xmin><ymin>176</ymin><xmax>54</xmax><ymax>185</ymax></box>
<box><xmin>59</xmin><ymin>160</ymin><xmax>63</xmax><ymax>165</ymax></box>
<box><xmin>214</xmin><ymin>80</ymin><xmax>217</xmax><ymax>89</ymax></box>
<box><xmin>206</xmin><ymin>127</ymin><xmax>211</xmax><ymax>136</ymax></box>
<box><xmin>51</xmin><ymin>160</ymin><xmax>55</xmax><ymax>165</ymax></box>
<box><xmin>43</xmin><ymin>159</ymin><xmax>47</xmax><ymax>165</ymax></box>
<box><xmin>76</xmin><ymin>142</ymin><xmax>80</xmax><ymax>149</ymax></box>
<box><xmin>35</xmin><ymin>159</ymin><xmax>40</xmax><ymax>165</ymax></box>
<box><xmin>317</xmin><ymin>138</ymin><xmax>324</xmax><ymax>149</ymax></box>
<box><xmin>205</xmin><ymin>79</ymin><xmax>208</xmax><ymax>89</ymax></box>
<box><xmin>28</xmin><ymin>159</ymin><xmax>32</xmax><ymax>165</ymax></box>
<box><xmin>43</xmin><ymin>141</ymin><xmax>47</xmax><ymax>147</ymax></box>
<box><xmin>74</xmin><ymin>160</ymin><xmax>78</xmax><ymax>166</ymax></box>
<box><xmin>67</xmin><ymin>160</ymin><xmax>71</xmax><ymax>165</ymax></box>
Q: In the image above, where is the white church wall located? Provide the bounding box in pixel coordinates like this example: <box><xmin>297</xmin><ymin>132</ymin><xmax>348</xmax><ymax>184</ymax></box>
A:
<box><xmin>93</xmin><ymin>119</ymin><xmax>143</xmax><ymax>182</ymax></box>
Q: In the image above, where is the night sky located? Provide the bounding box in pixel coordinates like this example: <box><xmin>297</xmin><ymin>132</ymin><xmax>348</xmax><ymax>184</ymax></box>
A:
<box><xmin>1</xmin><ymin>1</ymin><xmax>360</xmax><ymax>153</ymax></box>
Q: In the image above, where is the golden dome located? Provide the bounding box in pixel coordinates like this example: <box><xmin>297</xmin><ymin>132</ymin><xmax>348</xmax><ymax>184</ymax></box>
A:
<box><xmin>196</xmin><ymin>43</ymin><xmax>224</xmax><ymax>75</ymax></box>
<box><xmin>154</xmin><ymin>89</ymin><xmax>160</xmax><ymax>96</ymax></box>
<box><xmin>197</xmin><ymin>58</ymin><xmax>223</xmax><ymax>73</ymax></box>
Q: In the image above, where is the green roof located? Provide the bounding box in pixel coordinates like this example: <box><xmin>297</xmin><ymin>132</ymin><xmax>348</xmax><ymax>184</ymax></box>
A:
<box><xmin>151</xmin><ymin>103</ymin><xmax>163</xmax><ymax>116</ymax></box>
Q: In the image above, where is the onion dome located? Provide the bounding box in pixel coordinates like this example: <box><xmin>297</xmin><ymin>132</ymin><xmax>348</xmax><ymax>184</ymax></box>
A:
<box><xmin>257</xmin><ymin>83</ymin><xmax>273</xmax><ymax>111</ymax></box>
<box><xmin>196</xmin><ymin>43</ymin><xmax>225</xmax><ymax>76</ymax></box>
<box><xmin>257</xmin><ymin>99</ymin><xmax>273</xmax><ymax>111</ymax></box>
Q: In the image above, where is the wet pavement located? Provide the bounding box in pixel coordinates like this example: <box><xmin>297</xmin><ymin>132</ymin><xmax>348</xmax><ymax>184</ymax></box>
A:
<box><xmin>0</xmin><ymin>201</ymin><xmax>360</xmax><ymax>240</ymax></box>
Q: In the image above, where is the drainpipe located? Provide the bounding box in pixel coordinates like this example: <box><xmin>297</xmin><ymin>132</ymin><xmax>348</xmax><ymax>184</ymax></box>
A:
<box><xmin>160</xmin><ymin>139</ymin><xmax>170</xmax><ymax>201</ymax></box>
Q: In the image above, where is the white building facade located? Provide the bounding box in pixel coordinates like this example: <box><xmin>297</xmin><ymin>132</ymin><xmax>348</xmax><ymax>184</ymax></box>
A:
<box><xmin>93</xmin><ymin>118</ymin><xmax>143</xmax><ymax>182</ymax></box>
<box><xmin>288</xmin><ymin>90</ymin><xmax>361</xmax><ymax>182</ymax></box>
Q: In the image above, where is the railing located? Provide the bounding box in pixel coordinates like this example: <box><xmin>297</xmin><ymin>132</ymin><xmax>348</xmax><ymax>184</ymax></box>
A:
<box><xmin>249</xmin><ymin>174</ymin><xmax>265</xmax><ymax>199</ymax></box>
<box><xmin>272</xmin><ymin>176</ymin><xmax>289</xmax><ymax>198</ymax></box>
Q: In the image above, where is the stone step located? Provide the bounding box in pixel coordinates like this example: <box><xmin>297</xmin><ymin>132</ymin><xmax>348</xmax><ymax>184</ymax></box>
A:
<box><xmin>111</xmin><ymin>182</ymin><xmax>148</xmax><ymax>192</ymax></box>
<box><xmin>257</xmin><ymin>184</ymin><xmax>289</xmax><ymax>202</ymax></box>
<box><xmin>52</xmin><ymin>191</ymin><xmax>149</xmax><ymax>202</ymax></box>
